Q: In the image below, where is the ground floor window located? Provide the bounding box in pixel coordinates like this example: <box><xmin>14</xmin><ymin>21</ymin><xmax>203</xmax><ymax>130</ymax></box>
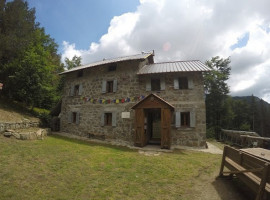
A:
<box><xmin>68</xmin><ymin>112</ymin><xmax>80</xmax><ymax>124</ymax></box>
<box><xmin>101</xmin><ymin>112</ymin><xmax>117</xmax><ymax>127</ymax></box>
<box><xmin>181</xmin><ymin>112</ymin><xmax>190</xmax><ymax>127</ymax></box>
<box><xmin>105</xmin><ymin>113</ymin><xmax>112</xmax><ymax>126</ymax></box>
<box><xmin>175</xmin><ymin>111</ymin><xmax>195</xmax><ymax>128</ymax></box>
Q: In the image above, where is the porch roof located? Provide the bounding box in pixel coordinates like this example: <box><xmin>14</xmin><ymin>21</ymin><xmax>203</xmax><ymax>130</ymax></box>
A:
<box><xmin>131</xmin><ymin>93</ymin><xmax>175</xmax><ymax>110</ymax></box>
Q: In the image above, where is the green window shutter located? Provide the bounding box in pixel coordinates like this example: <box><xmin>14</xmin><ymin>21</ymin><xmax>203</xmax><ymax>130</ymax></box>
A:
<box><xmin>68</xmin><ymin>112</ymin><xmax>72</xmax><ymax>123</ymax></box>
<box><xmin>188</xmin><ymin>78</ymin><xmax>194</xmax><ymax>89</ymax></box>
<box><xmin>146</xmin><ymin>78</ymin><xmax>151</xmax><ymax>91</ymax></box>
<box><xmin>190</xmin><ymin>110</ymin><xmax>196</xmax><ymax>127</ymax></box>
<box><xmin>112</xmin><ymin>112</ymin><xmax>117</xmax><ymax>127</ymax></box>
<box><xmin>70</xmin><ymin>85</ymin><xmax>75</xmax><ymax>96</ymax></box>
<box><xmin>160</xmin><ymin>77</ymin><xmax>165</xmax><ymax>90</ymax></box>
<box><xmin>174</xmin><ymin>78</ymin><xmax>179</xmax><ymax>89</ymax></box>
<box><xmin>113</xmin><ymin>79</ymin><xmax>117</xmax><ymax>92</ymax></box>
<box><xmin>101</xmin><ymin>80</ymin><xmax>107</xmax><ymax>93</ymax></box>
<box><xmin>101</xmin><ymin>113</ymin><xmax>105</xmax><ymax>126</ymax></box>
<box><xmin>76</xmin><ymin>112</ymin><xmax>80</xmax><ymax>124</ymax></box>
<box><xmin>78</xmin><ymin>84</ymin><xmax>83</xmax><ymax>95</ymax></box>
<box><xmin>175</xmin><ymin>111</ymin><xmax>181</xmax><ymax>128</ymax></box>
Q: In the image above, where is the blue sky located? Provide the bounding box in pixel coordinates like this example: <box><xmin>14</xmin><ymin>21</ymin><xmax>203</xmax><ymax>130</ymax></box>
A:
<box><xmin>23</xmin><ymin>0</ymin><xmax>270</xmax><ymax>102</ymax></box>
<box><xmin>27</xmin><ymin>0</ymin><xmax>139</xmax><ymax>50</ymax></box>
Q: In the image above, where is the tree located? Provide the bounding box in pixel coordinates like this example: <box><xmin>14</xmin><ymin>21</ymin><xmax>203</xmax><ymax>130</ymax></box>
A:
<box><xmin>0</xmin><ymin>0</ymin><xmax>63</xmax><ymax>109</ymax></box>
<box><xmin>204</xmin><ymin>56</ymin><xmax>231</xmax><ymax>139</ymax></box>
<box><xmin>64</xmin><ymin>55</ymin><xmax>81</xmax><ymax>70</ymax></box>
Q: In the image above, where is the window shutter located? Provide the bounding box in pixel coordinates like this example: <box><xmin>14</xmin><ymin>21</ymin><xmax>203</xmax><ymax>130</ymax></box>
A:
<box><xmin>112</xmin><ymin>112</ymin><xmax>117</xmax><ymax>127</ymax></box>
<box><xmin>175</xmin><ymin>111</ymin><xmax>181</xmax><ymax>128</ymax></box>
<box><xmin>101</xmin><ymin>80</ymin><xmax>107</xmax><ymax>93</ymax></box>
<box><xmin>174</xmin><ymin>78</ymin><xmax>179</xmax><ymax>89</ymax></box>
<box><xmin>70</xmin><ymin>85</ymin><xmax>75</xmax><ymax>96</ymax></box>
<box><xmin>188</xmin><ymin>78</ymin><xmax>194</xmax><ymax>89</ymax></box>
<box><xmin>146</xmin><ymin>78</ymin><xmax>151</xmax><ymax>91</ymax></box>
<box><xmin>113</xmin><ymin>79</ymin><xmax>117</xmax><ymax>92</ymax></box>
<box><xmin>78</xmin><ymin>84</ymin><xmax>83</xmax><ymax>95</ymax></box>
<box><xmin>68</xmin><ymin>112</ymin><xmax>72</xmax><ymax>123</ymax></box>
<box><xmin>160</xmin><ymin>77</ymin><xmax>165</xmax><ymax>90</ymax></box>
<box><xmin>190</xmin><ymin>110</ymin><xmax>196</xmax><ymax>127</ymax></box>
<box><xmin>76</xmin><ymin>112</ymin><xmax>80</xmax><ymax>124</ymax></box>
<box><xmin>101</xmin><ymin>113</ymin><xmax>105</xmax><ymax>126</ymax></box>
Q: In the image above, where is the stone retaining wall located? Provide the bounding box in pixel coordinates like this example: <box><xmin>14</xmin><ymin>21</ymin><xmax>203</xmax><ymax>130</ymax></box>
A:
<box><xmin>0</xmin><ymin>121</ymin><xmax>39</xmax><ymax>133</ymax></box>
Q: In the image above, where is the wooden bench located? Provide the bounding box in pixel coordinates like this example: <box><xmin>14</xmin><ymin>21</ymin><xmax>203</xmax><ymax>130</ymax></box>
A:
<box><xmin>219</xmin><ymin>146</ymin><xmax>270</xmax><ymax>200</ymax></box>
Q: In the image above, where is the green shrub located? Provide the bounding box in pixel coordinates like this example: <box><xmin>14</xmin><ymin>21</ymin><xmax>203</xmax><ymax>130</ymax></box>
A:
<box><xmin>206</xmin><ymin>127</ymin><xmax>216</xmax><ymax>139</ymax></box>
<box><xmin>32</xmin><ymin>107</ymin><xmax>51</xmax><ymax>127</ymax></box>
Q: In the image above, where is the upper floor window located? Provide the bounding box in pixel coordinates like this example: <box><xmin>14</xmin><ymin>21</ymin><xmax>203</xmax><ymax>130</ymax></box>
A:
<box><xmin>174</xmin><ymin>77</ymin><xmax>193</xmax><ymax>90</ymax></box>
<box><xmin>77</xmin><ymin>70</ymin><xmax>83</xmax><ymax>77</ymax></box>
<box><xmin>107</xmin><ymin>81</ymin><xmax>114</xmax><ymax>93</ymax></box>
<box><xmin>179</xmin><ymin>77</ymin><xmax>188</xmax><ymax>89</ymax></box>
<box><xmin>108</xmin><ymin>64</ymin><xmax>117</xmax><ymax>72</ymax></box>
<box><xmin>146</xmin><ymin>77</ymin><xmax>165</xmax><ymax>91</ymax></box>
<box><xmin>151</xmin><ymin>79</ymin><xmax>160</xmax><ymax>91</ymax></box>
<box><xmin>70</xmin><ymin>84</ymin><xmax>83</xmax><ymax>96</ymax></box>
<box><xmin>102</xmin><ymin>79</ymin><xmax>117</xmax><ymax>93</ymax></box>
<box><xmin>104</xmin><ymin>113</ymin><xmax>112</xmax><ymax>126</ymax></box>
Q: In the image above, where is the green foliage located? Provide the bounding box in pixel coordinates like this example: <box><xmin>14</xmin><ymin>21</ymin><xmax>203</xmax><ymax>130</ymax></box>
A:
<box><xmin>239</xmin><ymin>123</ymin><xmax>251</xmax><ymax>131</ymax></box>
<box><xmin>0</xmin><ymin>0</ymin><xmax>64</xmax><ymax>110</ymax></box>
<box><xmin>64</xmin><ymin>55</ymin><xmax>82</xmax><ymax>70</ymax></box>
<box><xmin>206</xmin><ymin>127</ymin><xmax>216</xmax><ymax>139</ymax></box>
<box><xmin>204</xmin><ymin>56</ymin><xmax>231</xmax><ymax>139</ymax></box>
<box><xmin>32</xmin><ymin>107</ymin><xmax>51</xmax><ymax>127</ymax></box>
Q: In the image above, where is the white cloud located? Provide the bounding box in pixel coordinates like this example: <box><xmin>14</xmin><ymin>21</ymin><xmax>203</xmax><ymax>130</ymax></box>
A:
<box><xmin>61</xmin><ymin>0</ymin><xmax>270</xmax><ymax>102</ymax></box>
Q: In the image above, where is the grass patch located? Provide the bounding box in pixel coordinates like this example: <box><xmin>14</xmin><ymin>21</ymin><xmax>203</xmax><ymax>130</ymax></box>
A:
<box><xmin>0</xmin><ymin>135</ymin><xmax>222</xmax><ymax>200</ymax></box>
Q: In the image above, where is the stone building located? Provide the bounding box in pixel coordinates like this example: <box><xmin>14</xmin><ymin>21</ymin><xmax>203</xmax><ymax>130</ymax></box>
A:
<box><xmin>59</xmin><ymin>53</ymin><xmax>211</xmax><ymax>149</ymax></box>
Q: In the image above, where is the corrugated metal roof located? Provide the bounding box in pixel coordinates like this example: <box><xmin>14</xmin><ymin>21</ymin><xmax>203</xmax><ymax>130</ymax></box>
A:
<box><xmin>59</xmin><ymin>53</ymin><xmax>153</xmax><ymax>75</ymax></box>
<box><xmin>137</xmin><ymin>60</ymin><xmax>211</xmax><ymax>75</ymax></box>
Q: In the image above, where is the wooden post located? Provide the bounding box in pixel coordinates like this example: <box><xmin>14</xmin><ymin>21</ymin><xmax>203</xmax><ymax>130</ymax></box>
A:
<box><xmin>256</xmin><ymin>163</ymin><xmax>270</xmax><ymax>200</ymax></box>
<box><xmin>219</xmin><ymin>146</ymin><xmax>227</xmax><ymax>177</ymax></box>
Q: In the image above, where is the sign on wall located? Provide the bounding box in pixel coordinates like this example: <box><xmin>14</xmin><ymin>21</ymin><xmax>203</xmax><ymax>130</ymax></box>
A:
<box><xmin>121</xmin><ymin>112</ymin><xmax>130</xmax><ymax>119</ymax></box>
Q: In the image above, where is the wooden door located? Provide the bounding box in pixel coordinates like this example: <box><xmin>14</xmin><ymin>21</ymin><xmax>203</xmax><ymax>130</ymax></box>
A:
<box><xmin>134</xmin><ymin>109</ymin><xmax>145</xmax><ymax>147</ymax></box>
<box><xmin>161</xmin><ymin>108</ymin><xmax>171</xmax><ymax>149</ymax></box>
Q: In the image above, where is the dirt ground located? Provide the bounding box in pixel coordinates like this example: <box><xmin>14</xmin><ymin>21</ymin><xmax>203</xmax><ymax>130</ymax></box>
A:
<box><xmin>188</xmin><ymin>142</ymin><xmax>255</xmax><ymax>200</ymax></box>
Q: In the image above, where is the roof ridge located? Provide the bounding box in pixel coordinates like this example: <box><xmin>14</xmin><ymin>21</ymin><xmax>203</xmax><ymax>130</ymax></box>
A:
<box><xmin>153</xmin><ymin>60</ymin><xmax>201</xmax><ymax>64</ymax></box>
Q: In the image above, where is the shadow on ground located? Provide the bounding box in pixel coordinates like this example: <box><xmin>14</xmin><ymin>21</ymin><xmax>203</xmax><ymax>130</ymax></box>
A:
<box><xmin>213</xmin><ymin>176</ymin><xmax>255</xmax><ymax>200</ymax></box>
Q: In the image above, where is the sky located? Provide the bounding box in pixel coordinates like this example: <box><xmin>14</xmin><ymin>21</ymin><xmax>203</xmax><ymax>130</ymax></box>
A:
<box><xmin>27</xmin><ymin>0</ymin><xmax>270</xmax><ymax>102</ymax></box>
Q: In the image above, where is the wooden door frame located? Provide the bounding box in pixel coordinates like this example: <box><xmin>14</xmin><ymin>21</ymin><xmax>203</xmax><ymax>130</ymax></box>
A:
<box><xmin>132</xmin><ymin>93</ymin><xmax>174</xmax><ymax>149</ymax></box>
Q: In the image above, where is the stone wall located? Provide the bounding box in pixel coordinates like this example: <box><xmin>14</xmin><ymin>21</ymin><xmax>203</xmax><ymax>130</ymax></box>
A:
<box><xmin>0</xmin><ymin>121</ymin><xmax>39</xmax><ymax>133</ymax></box>
<box><xmin>60</xmin><ymin>58</ymin><xmax>206</xmax><ymax>148</ymax></box>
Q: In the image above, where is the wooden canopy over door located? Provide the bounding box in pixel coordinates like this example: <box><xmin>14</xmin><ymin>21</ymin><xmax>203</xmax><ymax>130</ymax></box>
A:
<box><xmin>132</xmin><ymin>93</ymin><xmax>174</xmax><ymax>149</ymax></box>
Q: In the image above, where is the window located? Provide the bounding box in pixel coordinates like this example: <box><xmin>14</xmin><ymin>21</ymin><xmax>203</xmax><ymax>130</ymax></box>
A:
<box><xmin>72</xmin><ymin>112</ymin><xmax>77</xmax><ymax>123</ymax></box>
<box><xmin>174</xmin><ymin>77</ymin><xmax>193</xmax><ymax>90</ymax></box>
<box><xmin>102</xmin><ymin>80</ymin><xmax>117</xmax><ymax>93</ymax></box>
<box><xmin>151</xmin><ymin>79</ymin><xmax>160</xmax><ymax>91</ymax></box>
<box><xmin>107</xmin><ymin>81</ymin><xmax>114</xmax><ymax>93</ymax></box>
<box><xmin>179</xmin><ymin>77</ymin><xmax>188</xmax><ymax>89</ymax></box>
<box><xmin>101</xmin><ymin>112</ymin><xmax>117</xmax><ymax>127</ymax></box>
<box><xmin>74</xmin><ymin>84</ymin><xmax>80</xmax><ymax>96</ymax></box>
<box><xmin>68</xmin><ymin>112</ymin><xmax>80</xmax><ymax>124</ymax></box>
<box><xmin>146</xmin><ymin>78</ymin><xmax>165</xmax><ymax>91</ymax></box>
<box><xmin>181</xmin><ymin>112</ymin><xmax>190</xmax><ymax>127</ymax></box>
<box><xmin>77</xmin><ymin>70</ymin><xmax>83</xmax><ymax>77</ymax></box>
<box><xmin>105</xmin><ymin>113</ymin><xmax>112</xmax><ymax>126</ymax></box>
<box><xmin>70</xmin><ymin>84</ymin><xmax>83</xmax><ymax>96</ymax></box>
<box><xmin>108</xmin><ymin>64</ymin><xmax>117</xmax><ymax>71</ymax></box>
<box><xmin>175</xmin><ymin>111</ymin><xmax>195</xmax><ymax>128</ymax></box>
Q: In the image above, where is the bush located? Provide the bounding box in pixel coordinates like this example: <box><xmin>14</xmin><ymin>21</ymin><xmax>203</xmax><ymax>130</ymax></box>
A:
<box><xmin>206</xmin><ymin>127</ymin><xmax>216</xmax><ymax>139</ymax></box>
<box><xmin>31</xmin><ymin>107</ymin><xmax>51</xmax><ymax>127</ymax></box>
